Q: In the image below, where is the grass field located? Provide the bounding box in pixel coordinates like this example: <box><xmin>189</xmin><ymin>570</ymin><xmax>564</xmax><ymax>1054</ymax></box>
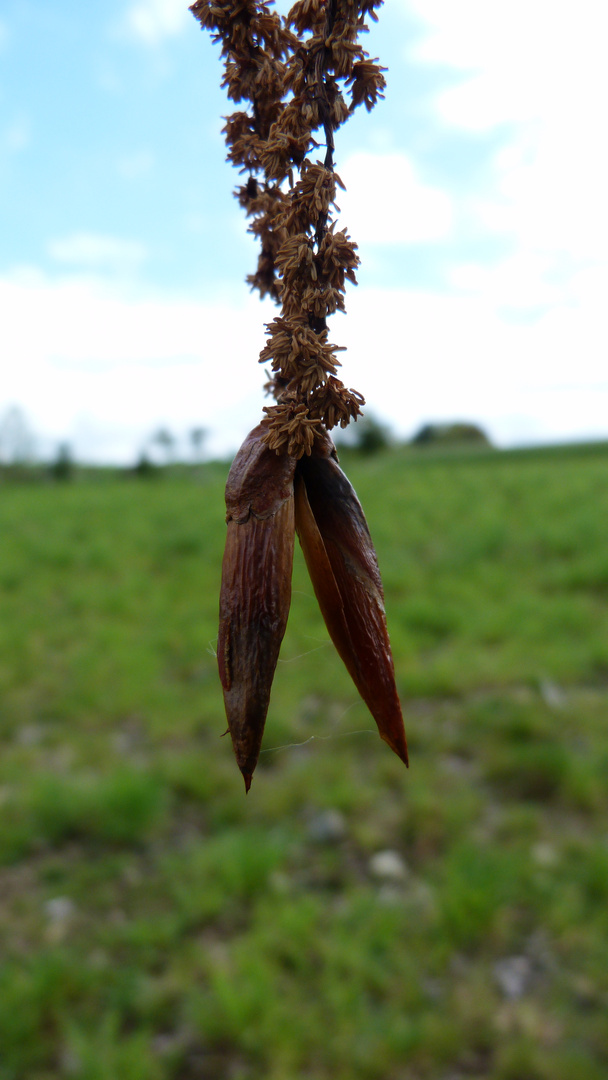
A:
<box><xmin>1</xmin><ymin>442</ymin><xmax>608</xmax><ymax>1079</ymax></box>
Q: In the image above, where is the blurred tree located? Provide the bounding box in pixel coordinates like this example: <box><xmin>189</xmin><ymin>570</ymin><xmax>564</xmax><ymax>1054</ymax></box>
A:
<box><xmin>412</xmin><ymin>422</ymin><xmax>491</xmax><ymax>448</ymax></box>
<box><xmin>0</xmin><ymin>406</ymin><xmax>35</xmax><ymax>465</ymax></box>
<box><xmin>132</xmin><ymin>452</ymin><xmax>160</xmax><ymax>479</ymax></box>
<box><xmin>151</xmin><ymin>427</ymin><xmax>176</xmax><ymax>465</ymax></box>
<box><xmin>352</xmin><ymin>415</ymin><xmax>392</xmax><ymax>455</ymax></box>
<box><xmin>189</xmin><ymin>426</ymin><xmax>207</xmax><ymax>462</ymax></box>
<box><xmin>49</xmin><ymin>442</ymin><xmax>74</xmax><ymax>481</ymax></box>
<box><xmin>337</xmin><ymin>414</ymin><xmax>392</xmax><ymax>455</ymax></box>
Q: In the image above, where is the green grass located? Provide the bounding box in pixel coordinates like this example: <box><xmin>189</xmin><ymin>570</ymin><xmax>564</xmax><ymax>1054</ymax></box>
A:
<box><xmin>1</xmin><ymin>444</ymin><xmax>608</xmax><ymax>1078</ymax></box>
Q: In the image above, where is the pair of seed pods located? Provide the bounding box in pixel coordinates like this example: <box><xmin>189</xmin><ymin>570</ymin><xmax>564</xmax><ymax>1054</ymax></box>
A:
<box><xmin>218</xmin><ymin>424</ymin><xmax>408</xmax><ymax>790</ymax></box>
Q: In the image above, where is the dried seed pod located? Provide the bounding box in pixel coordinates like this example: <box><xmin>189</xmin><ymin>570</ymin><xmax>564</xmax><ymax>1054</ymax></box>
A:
<box><xmin>218</xmin><ymin>426</ymin><xmax>297</xmax><ymax>790</ymax></box>
<box><xmin>295</xmin><ymin>432</ymin><xmax>408</xmax><ymax>766</ymax></box>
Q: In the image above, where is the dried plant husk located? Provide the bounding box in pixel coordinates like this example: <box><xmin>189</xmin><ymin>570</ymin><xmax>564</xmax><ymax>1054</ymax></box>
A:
<box><xmin>294</xmin><ymin>432</ymin><xmax>408</xmax><ymax>766</ymax></box>
<box><xmin>200</xmin><ymin>3</ymin><xmax>405</xmax><ymax>782</ymax></box>
<box><xmin>218</xmin><ymin>426</ymin><xmax>297</xmax><ymax>790</ymax></box>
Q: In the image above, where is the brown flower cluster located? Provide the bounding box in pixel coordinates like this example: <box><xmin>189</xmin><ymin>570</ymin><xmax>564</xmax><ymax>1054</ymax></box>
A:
<box><xmin>190</xmin><ymin>0</ymin><xmax>387</xmax><ymax>456</ymax></box>
<box><xmin>192</xmin><ymin>2</ymin><xmax>407</xmax><ymax>789</ymax></box>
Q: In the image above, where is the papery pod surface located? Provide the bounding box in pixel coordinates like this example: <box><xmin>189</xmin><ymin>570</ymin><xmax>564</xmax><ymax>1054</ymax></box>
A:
<box><xmin>218</xmin><ymin>425</ymin><xmax>297</xmax><ymax>790</ymax></box>
<box><xmin>295</xmin><ymin>431</ymin><xmax>408</xmax><ymax>765</ymax></box>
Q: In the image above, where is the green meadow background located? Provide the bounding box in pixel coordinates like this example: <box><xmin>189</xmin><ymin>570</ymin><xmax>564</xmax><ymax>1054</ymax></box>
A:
<box><xmin>1</xmin><ymin>442</ymin><xmax>608</xmax><ymax>1079</ymax></box>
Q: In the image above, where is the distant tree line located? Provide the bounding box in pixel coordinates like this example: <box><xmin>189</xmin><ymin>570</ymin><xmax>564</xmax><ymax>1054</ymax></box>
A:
<box><xmin>0</xmin><ymin>407</ymin><xmax>213</xmax><ymax>483</ymax></box>
<box><xmin>0</xmin><ymin>405</ymin><xmax>492</xmax><ymax>485</ymax></box>
<box><xmin>134</xmin><ymin>426</ymin><xmax>208</xmax><ymax>474</ymax></box>
<box><xmin>338</xmin><ymin>416</ymin><xmax>491</xmax><ymax>455</ymax></box>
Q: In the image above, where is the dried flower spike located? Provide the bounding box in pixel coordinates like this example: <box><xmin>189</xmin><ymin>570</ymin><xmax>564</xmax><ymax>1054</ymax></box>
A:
<box><xmin>194</xmin><ymin>1</ymin><xmax>407</xmax><ymax>786</ymax></box>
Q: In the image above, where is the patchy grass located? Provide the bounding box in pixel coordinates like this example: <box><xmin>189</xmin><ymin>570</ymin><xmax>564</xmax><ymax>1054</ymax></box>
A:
<box><xmin>1</xmin><ymin>444</ymin><xmax>608</xmax><ymax>1078</ymax></box>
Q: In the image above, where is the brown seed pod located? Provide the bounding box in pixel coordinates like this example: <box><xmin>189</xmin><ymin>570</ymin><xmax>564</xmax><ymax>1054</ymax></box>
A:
<box><xmin>294</xmin><ymin>432</ymin><xmax>408</xmax><ymax>766</ymax></box>
<box><xmin>218</xmin><ymin>426</ymin><xmax>297</xmax><ymax>790</ymax></box>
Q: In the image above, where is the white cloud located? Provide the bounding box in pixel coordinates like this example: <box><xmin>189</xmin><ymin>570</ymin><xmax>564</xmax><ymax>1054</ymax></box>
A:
<box><xmin>47</xmin><ymin>233</ymin><xmax>148</xmax><ymax>273</ymax></box>
<box><xmin>405</xmin><ymin>0</ymin><xmax>605</xmax><ymax>127</ymax></box>
<box><xmin>449</xmin><ymin>251</ymin><xmax>573</xmax><ymax>316</ymax></box>
<box><xmin>481</xmin><ymin>119</ymin><xmax>608</xmax><ymax>264</ymax></box>
<box><xmin>2</xmin><ymin>257</ymin><xmax>606</xmax><ymax>463</ymax></box>
<box><xmin>402</xmin><ymin>1</ymin><xmax>608</xmax><ymax>241</ymax></box>
<box><xmin>392</xmin><ymin>0</ymin><xmax>608</xmax><ymax>346</ymax></box>
<box><xmin>338</xmin><ymin>151</ymin><xmax>453</xmax><ymax>245</ymax></box>
<box><xmin>0</xmin><ymin>268</ymin><xmax>274</xmax><ymax>461</ymax></box>
<box><xmin>339</xmin><ymin>280</ymin><xmax>608</xmax><ymax>447</ymax></box>
<box><xmin>121</xmin><ymin>0</ymin><xmax>192</xmax><ymax>45</ymax></box>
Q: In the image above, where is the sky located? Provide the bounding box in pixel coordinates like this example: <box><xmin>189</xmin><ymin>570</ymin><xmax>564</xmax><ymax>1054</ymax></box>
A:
<box><xmin>1</xmin><ymin>0</ymin><xmax>607</xmax><ymax>463</ymax></box>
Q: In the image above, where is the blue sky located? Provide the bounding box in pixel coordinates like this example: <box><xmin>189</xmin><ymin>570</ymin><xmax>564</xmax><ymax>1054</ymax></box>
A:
<box><xmin>1</xmin><ymin>0</ymin><xmax>607</xmax><ymax>462</ymax></box>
